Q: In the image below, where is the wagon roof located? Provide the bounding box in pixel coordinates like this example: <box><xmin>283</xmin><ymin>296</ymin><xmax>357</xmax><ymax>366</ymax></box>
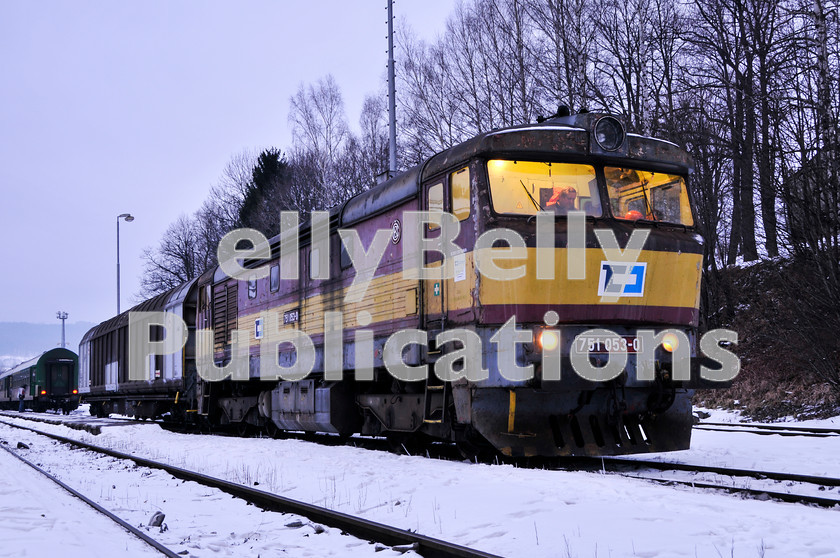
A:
<box><xmin>0</xmin><ymin>348</ymin><xmax>78</xmax><ymax>380</ymax></box>
<box><xmin>79</xmin><ymin>288</ymin><xmax>175</xmax><ymax>346</ymax></box>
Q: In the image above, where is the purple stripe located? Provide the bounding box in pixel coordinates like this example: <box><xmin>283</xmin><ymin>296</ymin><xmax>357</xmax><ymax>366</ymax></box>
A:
<box><xmin>481</xmin><ymin>304</ymin><xmax>699</xmax><ymax>326</ymax></box>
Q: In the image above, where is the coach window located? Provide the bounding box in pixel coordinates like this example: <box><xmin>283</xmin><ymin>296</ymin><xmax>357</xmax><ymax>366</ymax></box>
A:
<box><xmin>451</xmin><ymin>167</ymin><xmax>470</xmax><ymax>221</ymax></box>
<box><xmin>270</xmin><ymin>264</ymin><xmax>279</xmax><ymax>292</ymax></box>
<box><xmin>248</xmin><ymin>275</ymin><xmax>257</xmax><ymax>299</ymax></box>
<box><xmin>427</xmin><ymin>182</ymin><xmax>444</xmax><ymax>230</ymax></box>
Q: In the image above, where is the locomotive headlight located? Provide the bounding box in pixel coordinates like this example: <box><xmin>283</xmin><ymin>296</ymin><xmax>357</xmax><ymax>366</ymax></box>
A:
<box><xmin>594</xmin><ymin>116</ymin><xmax>625</xmax><ymax>151</ymax></box>
<box><xmin>662</xmin><ymin>333</ymin><xmax>680</xmax><ymax>353</ymax></box>
<box><xmin>538</xmin><ymin>330</ymin><xmax>560</xmax><ymax>352</ymax></box>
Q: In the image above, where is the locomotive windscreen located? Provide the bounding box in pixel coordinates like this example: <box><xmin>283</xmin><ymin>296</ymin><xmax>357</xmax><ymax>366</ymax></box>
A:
<box><xmin>487</xmin><ymin>160</ymin><xmax>602</xmax><ymax>217</ymax></box>
<box><xmin>604</xmin><ymin>167</ymin><xmax>694</xmax><ymax>225</ymax></box>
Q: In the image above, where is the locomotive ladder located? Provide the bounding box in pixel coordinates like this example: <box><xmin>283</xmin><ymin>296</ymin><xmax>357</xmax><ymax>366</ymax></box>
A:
<box><xmin>423</xmin><ymin>351</ymin><xmax>447</xmax><ymax>424</ymax></box>
<box><xmin>197</xmin><ymin>381</ymin><xmax>212</xmax><ymax>415</ymax></box>
<box><xmin>422</xmin><ymin>324</ymin><xmax>450</xmax><ymax>424</ymax></box>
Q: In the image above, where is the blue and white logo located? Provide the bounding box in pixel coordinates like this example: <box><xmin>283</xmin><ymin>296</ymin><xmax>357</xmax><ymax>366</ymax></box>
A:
<box><xmin>598</xmin><ymin>261</ymin><xmax>647</xmax><ymax>297</ymax></box>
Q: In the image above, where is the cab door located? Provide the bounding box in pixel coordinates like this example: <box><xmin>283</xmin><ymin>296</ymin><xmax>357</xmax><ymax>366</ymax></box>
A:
<box><xmin>444</xmin><ymin>165</ymin><xmax>476</xmax><ymax>324</ymax></box>
<box><xmin>422</xmin><ymin>164</ymin><xmax>477</xmax><ymax>329</ymax></box>
<box><xmin>48</xmin><ymin>363</ymin><xmax>70</xmax><ymax>395</ymax></box>
<box><xmin>422</xmin><ymin>180</ymin><xmax>445</xmax><ymax>329</ymax></box>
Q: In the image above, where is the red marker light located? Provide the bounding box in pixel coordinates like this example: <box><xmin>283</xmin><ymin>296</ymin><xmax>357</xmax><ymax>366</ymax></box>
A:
<box><xmin>40</xmin><ymin>390</ymin><xmax>47</xmax><ymax>395</ymax></box>
<box><xmin>72</xmin><ymin>389</ymin><xmax>78</xmax><ymax>394</ymax></box>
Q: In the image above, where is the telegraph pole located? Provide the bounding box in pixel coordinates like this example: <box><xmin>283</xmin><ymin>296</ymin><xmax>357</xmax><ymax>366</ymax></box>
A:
<box><xmin>387</xmin><ymin>0</ymin><xmax>397</xmax><ymax>175</ymax></box>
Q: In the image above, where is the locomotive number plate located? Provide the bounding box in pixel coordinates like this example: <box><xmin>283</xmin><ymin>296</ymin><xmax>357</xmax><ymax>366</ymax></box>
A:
<box><xmin>575</xmin><ymin>335</ymin><xmax>641</xmax><ymax>354</ymax></box>
<box><xmin>283</xmin><ymin>308</ymin><xmax>300</xmax><ymax>325</ymax></box>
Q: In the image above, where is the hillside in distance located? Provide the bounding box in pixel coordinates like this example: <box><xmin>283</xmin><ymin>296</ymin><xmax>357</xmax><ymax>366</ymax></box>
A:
<box><xmin>0</xmin><ymin>321</ymin><xmax>95</xmax><ymax>369</ymax></box>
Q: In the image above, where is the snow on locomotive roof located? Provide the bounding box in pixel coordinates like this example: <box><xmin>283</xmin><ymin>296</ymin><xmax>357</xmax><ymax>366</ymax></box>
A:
<box><xmin>0</xmin><ymin>352</ymin><xmax>43</xmax><ymax>379</ymax></box>
<box><xmin>626</xmin><ymin>133</ymin><xmax>680</xmax><ymax>148</ymax></box>
<box><xmin>486</xmin><ymin>125</ymin><xmax>586</xmax><ymax>135</ymax></box>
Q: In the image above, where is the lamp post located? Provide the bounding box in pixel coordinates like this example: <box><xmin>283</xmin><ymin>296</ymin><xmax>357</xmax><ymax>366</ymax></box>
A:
<box><xmin>56</xmin><ymin>311</ymin><xmax>68</xmax><ymax>348</ymax></box>
<box><xmin>117</xmin><ymin>213</ymin><xmax>134</xmax><ymax>314</ymax></box>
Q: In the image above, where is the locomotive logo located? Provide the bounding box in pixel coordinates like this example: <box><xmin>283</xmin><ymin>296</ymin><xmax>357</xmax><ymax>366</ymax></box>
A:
<box><xmin>391</xmin><ymin>219</ymin><xmax>401</xmax><ymax>244</ymax></box>
<box><xmin>597</xmin><ymin>261</ymin><xmax>647</xmax><ymax>297</ymax></box>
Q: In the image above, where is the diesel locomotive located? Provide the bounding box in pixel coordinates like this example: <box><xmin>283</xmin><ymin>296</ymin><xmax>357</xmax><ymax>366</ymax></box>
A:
<box><xmin>80</xmin><ymin>111</ymin><xmax>730</xmax><ymax>457</ymax></box>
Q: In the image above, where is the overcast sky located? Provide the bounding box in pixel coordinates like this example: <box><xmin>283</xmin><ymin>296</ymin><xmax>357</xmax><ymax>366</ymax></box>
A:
<box><xmin>0</xmin><ymin>0</ymin><xmax>452</xmax><ymax>325</ymax></box>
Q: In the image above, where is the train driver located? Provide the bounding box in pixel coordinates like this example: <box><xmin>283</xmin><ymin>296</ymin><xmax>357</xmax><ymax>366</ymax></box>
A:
<box><xmin>546</xmin><ymin>185</ymin><xmax>577</xmax><ymax>214</ymax></box>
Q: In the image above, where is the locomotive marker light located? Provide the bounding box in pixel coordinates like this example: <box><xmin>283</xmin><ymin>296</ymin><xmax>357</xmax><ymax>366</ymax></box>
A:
<box><xmin>661</xmin><ymin>332</ymin><xmax>680</xmax><ymax>353</ymax></box>
<box><xmin>537</xmin><ymin>330</ymin><xmax>560</xmax><ymax>352</ymax></box>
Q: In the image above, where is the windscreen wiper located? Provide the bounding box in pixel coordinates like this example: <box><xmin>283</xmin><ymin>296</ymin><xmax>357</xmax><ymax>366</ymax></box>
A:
<box><xmin>521</xmin><ymin>180</ymin><xmax>543</xmax><ymax>211</ymax></box>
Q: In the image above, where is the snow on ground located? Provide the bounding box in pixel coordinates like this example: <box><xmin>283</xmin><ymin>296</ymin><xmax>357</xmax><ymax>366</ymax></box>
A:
<box><xmin>1</xmin><ymin>408</ymin><xmax>839</xmax><ymax>558</ymax></box>
<box><xmin>0</xmin><ymin>422</ymin><xmax>418</xmax><ymax>558</ymax></box>
<box><xmin>0</xmin><ymin>444</ymin><xmax>161</xmax><ymax>558</ymax></box>
<box><xmin>698</xmin><ymin>407</ymin><xmax>840</xmax><ymax>429</ymax></box>
<box><xmin>657</xmin><ymin>408</ymin><xmax>840</xmax><ymax>478</ymax></box>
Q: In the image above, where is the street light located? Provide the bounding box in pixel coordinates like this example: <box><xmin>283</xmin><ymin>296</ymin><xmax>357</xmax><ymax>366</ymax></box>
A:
<box><xmin>56</xmin><ymin>311</ymin><xmax>68</xmax><ymax>348</ymax></box>
<box><xmin>117</xmin><ymin>213</ymin><xmax>134</xmax><ymax>314</ymax></box>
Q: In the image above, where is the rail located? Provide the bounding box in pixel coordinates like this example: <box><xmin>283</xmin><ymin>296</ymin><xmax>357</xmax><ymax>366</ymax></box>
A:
<box><xmin>0</xmin><ymin>418</ymin><xmax>502</xmax><ymax>558</ymax></box>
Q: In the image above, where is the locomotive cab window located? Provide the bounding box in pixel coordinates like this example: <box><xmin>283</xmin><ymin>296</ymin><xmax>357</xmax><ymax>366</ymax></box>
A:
<box><xmin>451</xmin><ymin>167</ymin><xmax>470</xmax><ymax>221</ymax></box>
<box><xmin>604</xmin><ymin>167</ymin><xmax>693</xmax><ymax>226</ymax></box>
<box><xmin>426</xmin><ymin>181</ymin><xmax>444</xmax><ymax>230</ymax></box>
<box><xmin>486</xmin><ymin>160</ymin><xmax>602</xmax><ymax>217</ymax></box>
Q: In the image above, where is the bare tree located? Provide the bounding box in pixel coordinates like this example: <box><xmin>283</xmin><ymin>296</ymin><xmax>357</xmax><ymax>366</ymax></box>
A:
<box><xmin>335</xmin><ymin>93</ymin><xmax>390</xmax><ymax>196</ymax></box>
<box><xmin>139</xmin><ymin>214</ymin><xmax>213</xmax><ymax>297</ymax></box>
<box><xmin>288</xmin><ymin>74</ymin><xmax>350</xmax><ymax>207</ymax></box>
<box><xmin>685</xmin><ymin>0</ymin><xmax>759</xmax><ymax>262</ymax></box>
<box><xmin>396</xmin><ymin>22</ymin><xmax>466</xmax><ymax>163</ymax></box>
<box><xmin>203</xmin><ymin>150</ymin><xmax>257</xmax><ymax>230</ymax></box>
<box><xmin>522</xmin><ymin>0</ymin><xmax>597</xmax><ymax>112</ymax></box>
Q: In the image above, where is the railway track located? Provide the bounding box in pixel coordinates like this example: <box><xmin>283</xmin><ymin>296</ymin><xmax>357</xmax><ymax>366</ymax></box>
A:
<box><xmin>0</xmin><ymin>417</ymin><xmax>500</xmax><ymax>558</ymax></box>
<box><xmin>576</xmin><ymin>456</ymin><xmax>840</xmax><ymax>508</ymax></box>
<box><xmin>694</xmin><ymin>421</ymin><xmax>840</xmax><ymax>438</ymax></box>
<box><xmin>4</xmin><ymin>411</ymin><xmax>839</xmax><ymax>510</ymax></box>
<box><xmin>0</xmin><ymin>441</ymin><xmax>182</xmax><ymax>558</ymax></box>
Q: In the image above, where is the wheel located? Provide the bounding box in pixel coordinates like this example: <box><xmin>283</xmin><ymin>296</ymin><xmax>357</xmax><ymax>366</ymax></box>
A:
<box><xmin>386</xmin><ymin>433</ymin><xmax>422</xmax><ymax>456</ymax></box>
<box><xmin>456</xmin><ymin>440</ymin><xmax>498</xmax><ymax>462</ymax></box>
<box><xmin>455</xmin><ymin>429</ymin><xmax>498</xmax><ymax>462</ymax></box>
<box><xmin>264</xmin><ymin>420</ymin><xmax>282</xmax><ymax>439</ymax></box>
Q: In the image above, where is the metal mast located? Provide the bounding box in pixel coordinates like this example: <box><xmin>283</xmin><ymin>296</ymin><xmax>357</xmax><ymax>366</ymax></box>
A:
<box><xmin>116</xmin><ymin>213</ymin><xmax>134</xmax><ymax>314</ymax></box>
<box><xmin>56</xmin><ymin>311</ymin><xmax>68</xmax><ymax>348</ymax></box>
<box><xmin>387</xmin><ymin>0</ymin><xmax>397</xmax><ymax>175</ymax></box>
